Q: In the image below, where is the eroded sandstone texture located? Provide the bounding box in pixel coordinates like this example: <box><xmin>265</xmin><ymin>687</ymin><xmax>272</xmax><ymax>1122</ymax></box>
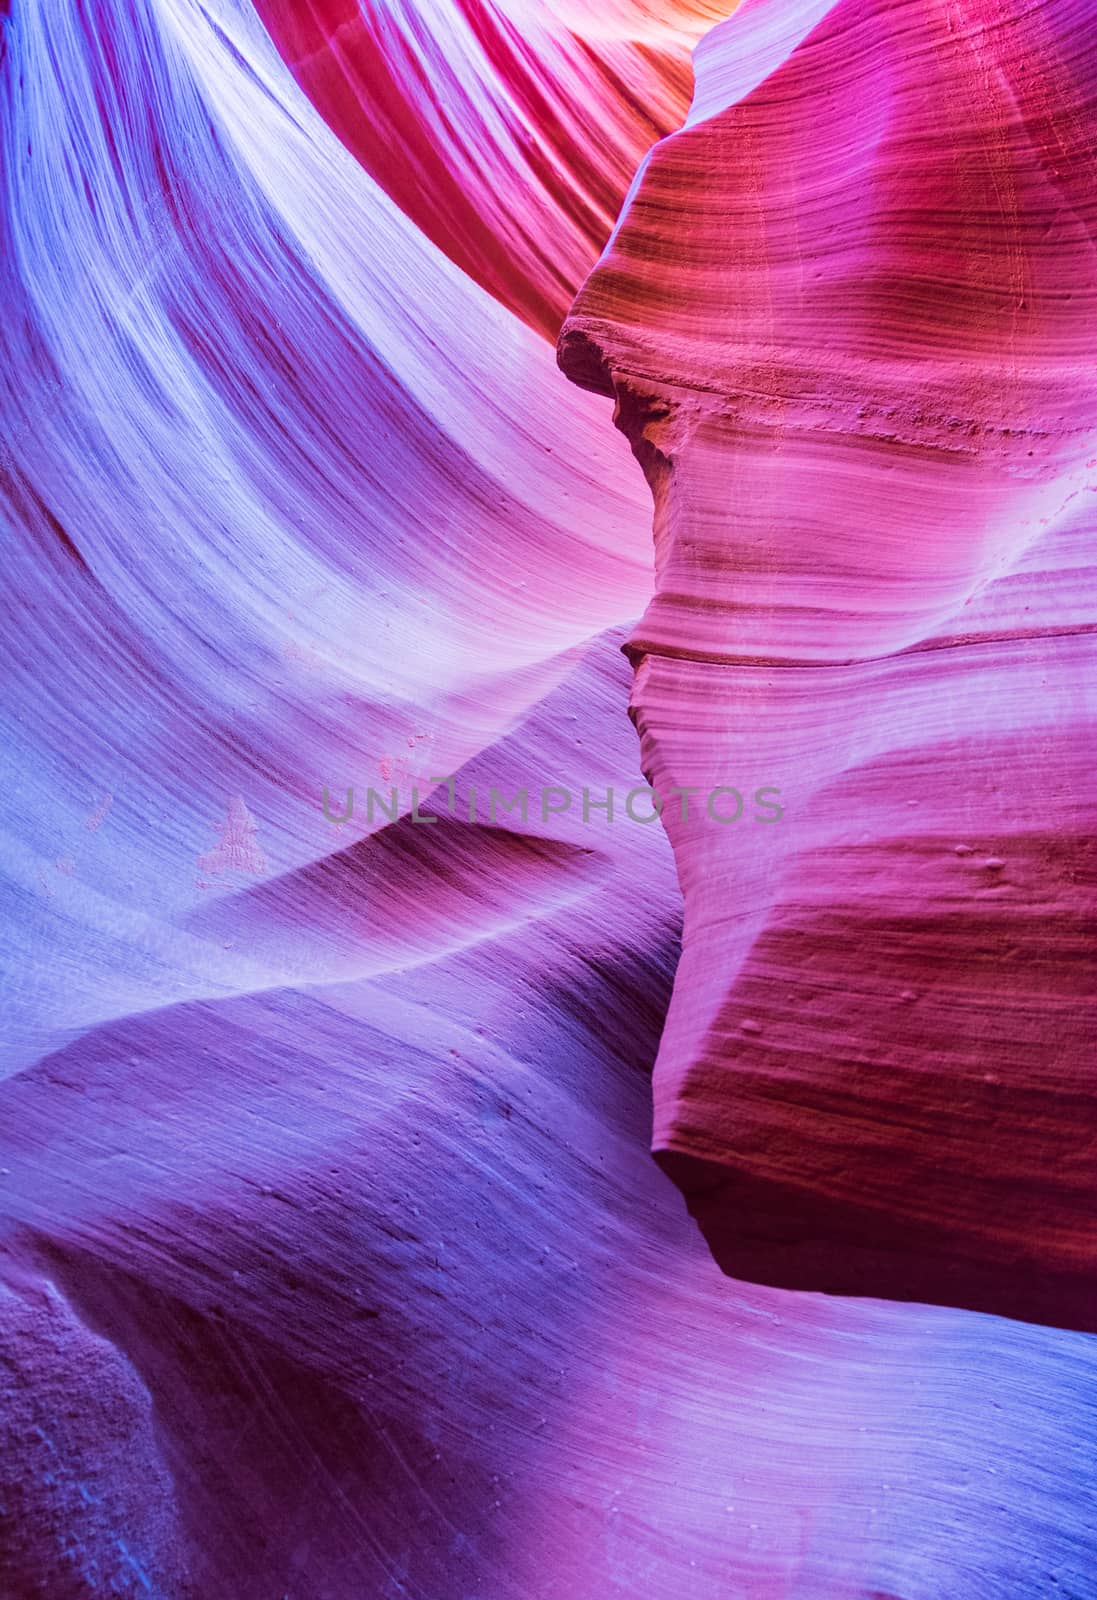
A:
<box><xmin>561</xmin><ymin>0</ymin><xmax>1097</xmax><ymax>1330</ymax></box>
<box><xmin>3</xmin><ymin>0</ymin><xmax>1097</xmax><ymax>1594</ymax></box>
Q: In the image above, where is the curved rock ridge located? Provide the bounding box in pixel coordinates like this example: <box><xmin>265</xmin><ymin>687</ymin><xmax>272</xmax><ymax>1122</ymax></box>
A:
<box><xmin>560</xmin><ymin>0</ymin><xmax>1097</xmax><ymax>1327</ymax></box>
<box><xmin>253</xmin><ymin>0</ymin><xmax>710</xmax><ymax>336</ymax></box>
<box><xmin>0</xmin><ymin>0</ymin><xmax>659</xmax><ymax>1074</ymax></box>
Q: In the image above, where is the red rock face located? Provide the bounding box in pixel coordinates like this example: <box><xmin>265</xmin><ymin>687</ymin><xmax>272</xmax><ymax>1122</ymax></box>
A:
<box><xmin>560</xmin><ymin>0</ymin><xmax>1097</xmax><ymax>1329</ymax></box>
<box><xmin>252</xmin><ymin>0</ymin><xmax>700</xmax><ymax>335</ymax></box>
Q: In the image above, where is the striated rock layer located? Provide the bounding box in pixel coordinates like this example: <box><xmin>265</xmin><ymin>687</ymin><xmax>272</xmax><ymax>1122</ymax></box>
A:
<box><xmin>252</xmin><ymin>0</ymin><xmax>701</xmax><ymax>335</ymax></box>
<box><xmin>561</xmin><ymin>0</ymin><xmax>1097</xmax><ymax>1329</ymax></box>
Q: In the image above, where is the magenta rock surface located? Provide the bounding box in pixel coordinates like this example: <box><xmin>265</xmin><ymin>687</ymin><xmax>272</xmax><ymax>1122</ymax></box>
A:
<box><xmin>1</xmin><ymin>0</ymin><xmax>1096</xmax><ymax>1596</ymax></box>
<box><xmin>560</xmin><ymin>0</ymin><xmax>1097</xmax><ymax>1330</ymax></box>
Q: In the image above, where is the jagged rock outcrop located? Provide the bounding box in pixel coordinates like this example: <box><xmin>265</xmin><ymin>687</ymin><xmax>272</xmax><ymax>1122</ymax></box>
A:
<box><xmin>561</xmin><ymin>0</ymin><xmax>1097</xmax><ymax>1328</ymax></box>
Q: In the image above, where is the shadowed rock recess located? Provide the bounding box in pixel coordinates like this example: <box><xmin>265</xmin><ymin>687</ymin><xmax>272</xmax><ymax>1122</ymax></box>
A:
<box><xmin>561</xmin><ymin>0</ymin><xmax>1097</xmax><ymax>1331</ymax></box>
